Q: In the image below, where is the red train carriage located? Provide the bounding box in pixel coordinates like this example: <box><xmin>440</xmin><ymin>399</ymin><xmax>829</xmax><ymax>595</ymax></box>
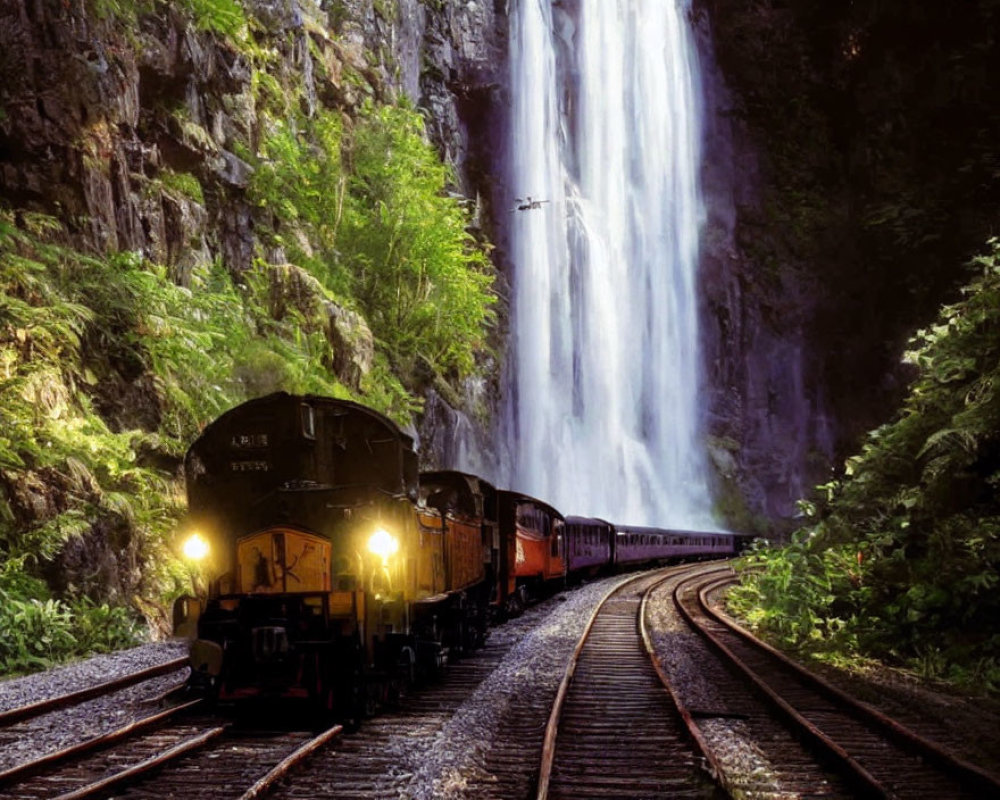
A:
<box><xmin>498</xmin><ymin>490</ymin><xmax>566</xmax><ymax>611</ymax></box>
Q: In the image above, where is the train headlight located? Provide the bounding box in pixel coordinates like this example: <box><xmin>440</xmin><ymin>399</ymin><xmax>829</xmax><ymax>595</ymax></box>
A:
<box><xmin>182</xmin><ymin>533</ymin><xmax>210</xmax><ymax>561</ymax></box>
<box><xmin>367</xmin><ymin>528</ymin><xmax>399</xmax><ymax>560</ymax></box>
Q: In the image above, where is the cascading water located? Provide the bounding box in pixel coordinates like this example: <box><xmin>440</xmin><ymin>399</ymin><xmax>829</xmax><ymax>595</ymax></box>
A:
<box><xmin>503</xmin><ymin>0</ymin><xmax>716</xmax><ymax>528</ymax></box>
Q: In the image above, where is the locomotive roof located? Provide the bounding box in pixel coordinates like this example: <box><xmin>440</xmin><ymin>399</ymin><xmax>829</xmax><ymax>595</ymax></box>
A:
<box><xmin>420</xmin><ymin>469</ymin><xmax>497</xmax><ymax>494</ymax></box>
<box><xmin>190</xmin><ymin>392</ymin><xmax>414</xmax><ymax>451</ymax></box>
<box><xmin>497</xmin><ymin>488</ymin><xmax>564</xmax><ymax>520</ymax></box>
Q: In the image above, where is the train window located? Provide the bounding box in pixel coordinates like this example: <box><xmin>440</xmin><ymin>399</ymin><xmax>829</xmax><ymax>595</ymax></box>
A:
<box><xmin>300</xmin><ymin>404</ymin><xmax>316</xmax><ymax>440</ymax></box>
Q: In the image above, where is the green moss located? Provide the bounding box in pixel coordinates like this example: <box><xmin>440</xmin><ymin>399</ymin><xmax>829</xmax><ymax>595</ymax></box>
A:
<box><xmin>158</xmin><ymin>170</ymin><xmax>205</xmax><ymax>204</ymax></box>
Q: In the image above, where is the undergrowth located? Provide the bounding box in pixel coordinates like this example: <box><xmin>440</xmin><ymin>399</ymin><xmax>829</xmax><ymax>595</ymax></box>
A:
<box><xmin>730</xmin><ymin>239</ymin><xmax>1000</xmax><ymax>693</ymax></box>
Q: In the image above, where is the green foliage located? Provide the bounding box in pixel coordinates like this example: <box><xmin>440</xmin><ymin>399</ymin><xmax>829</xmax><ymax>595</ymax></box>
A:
<box><xmin>88</xmin><ymin>0</ymin><xmax>246</xmax><ymax>41</ymax></box>
<box><xmin>0</xmin><ymin>559</ymin><xmax>141</xmax><ymax>673</ymax></box>
<box><xmin>252</xmin><ymin>112</ymin><xmax>352</xmax><ymax>294</ymax></box>
<box><xmin>158</xmin><ymin>170</ymin><xmax>205</xmax><ymax>204</ymax></box>
<box><xmin>250</xmin><ymin>103</ymin><xmax>496</xmax><ymax>382</ymax></box>
<box><xmin>342</xmin><ymin>104</ymin><xmax>495</xmax><ymax>377</ymax></box>
<box><xmin>0</xmin><ymin>586</ymin><xmax>141</xmax><ymax>674</ymax></box>
<box><xmin>178</xmin><ymin>0</ymin><xmax>247</xmax><ymax>38</ymax></box>
<box><xmin>733</xmin><ymin>240</ymin><xmax>1000</xmax><ymax>691</ymax></box>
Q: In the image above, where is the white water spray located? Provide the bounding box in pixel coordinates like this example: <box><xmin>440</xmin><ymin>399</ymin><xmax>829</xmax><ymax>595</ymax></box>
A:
<box><xmin>503</xmin><ymin>0</ymin><xmax>715</xmax><ymax>528</ymax></box>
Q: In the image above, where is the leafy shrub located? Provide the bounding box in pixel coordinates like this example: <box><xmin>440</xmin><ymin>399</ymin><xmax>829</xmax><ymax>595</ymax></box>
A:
<box><xmin>89</xmin><ymin>0</ymin><xmax>246</xmax><ymax>41</ymax></box>
<box><xmin>250</xmin><ymin>102</ymin><xmax>496</xmax><ymax>382</ymax></box>
<box><xmin>0</xmin><ymin>584</ymin><xmax>141</xmax><ymax>674</ymax></box>
<box><xmin>733</xmin><ymin>239</ymin><xmax>1000</xmax><ymax>691</ymax></box>
<box><xmin>342</xmin><ymin>104</ymin><xmax>496</xmax><ymax>378</ymax></box>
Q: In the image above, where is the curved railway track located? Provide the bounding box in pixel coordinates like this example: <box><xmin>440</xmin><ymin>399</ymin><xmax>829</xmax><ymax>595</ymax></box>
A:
<box><xmin>537</xmin><ymin>567</ymin><xmax>724</xmax><ymax>800</ymax></box>
<box><xmin>260</xmin><ymin>580</ymin><xmax>598</xmax><ymax>800</ymax></box>
<box><xmin>675</xmin><ymin>570</ymin><xmax>1000</xmax><ymax>799</ymax></box>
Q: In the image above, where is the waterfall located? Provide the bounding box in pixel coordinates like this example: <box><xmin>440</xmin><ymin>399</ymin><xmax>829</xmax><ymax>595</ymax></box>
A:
<box><xmin>502</xmin><ymin>0</ymin><xmax>715</xmax><ymax>528</ymax></box>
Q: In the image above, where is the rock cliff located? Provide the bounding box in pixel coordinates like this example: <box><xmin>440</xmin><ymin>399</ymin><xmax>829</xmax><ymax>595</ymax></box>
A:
<box><xmin>0</xmin><ymin>0</ymin><xmax>509</xmax><ymax>605</ymax></box>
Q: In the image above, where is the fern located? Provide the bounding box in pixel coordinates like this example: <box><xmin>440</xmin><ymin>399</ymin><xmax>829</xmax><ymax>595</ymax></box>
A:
<box><xmin>736</xmin><ymin>239</ymin><xmax>1000</xmax><ymax>690</ymax></box>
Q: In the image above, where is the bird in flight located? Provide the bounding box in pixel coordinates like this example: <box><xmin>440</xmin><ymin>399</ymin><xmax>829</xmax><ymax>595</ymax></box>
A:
<box><xmin>513</xmin><ymin>196</ymin><xmax>550</xmax><ymax>211</ymax></box>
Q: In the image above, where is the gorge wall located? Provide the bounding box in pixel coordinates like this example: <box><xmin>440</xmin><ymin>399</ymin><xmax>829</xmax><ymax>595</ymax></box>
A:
<box><xmin>694</xmin><ymin>0</ymin><xmax>1000</xmax><ymax>531</ymax></box>
<box><xmin>0</xmin><ymin>0</ymin><xmax>511</xmax><ymax>608</ymax></box>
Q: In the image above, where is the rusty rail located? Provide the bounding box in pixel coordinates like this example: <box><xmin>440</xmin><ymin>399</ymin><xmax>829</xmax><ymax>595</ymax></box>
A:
<box><xmin>639</xmin><ymin>565</ymin><xmax>733</xmax><ymax>788</ymax></box>
<box><xmin>537</xmin><ymin>564</ymin><xmax>726</xmax><ymax>800</ymax></box>
<box><xmin>0</xmin><ymin>656</ymin><xmax>189</xmax><ymax>727</ymax></box>
<box><xmin>239</xmin><ymin>723</ymin><xmax>343</xmax><ymax>800</ymax></box>
<box><xmin>50</xmin><ymin>724</ymin><xmax>227</xmax><ymax>800</ymax></box>
<box><xmin>676</xmin><ymin>571</ymin><xmax>1000</xmax><ymax>798</ymax></box>
<box><xmin>0</xmin><ymin>698</ymin><xmax>202</xmax><ymax>787</ymax></box>
<box><xmin>698</xmin><ymin>574</ymin><xmax>1000</xmax><ymax>797</ymax></box>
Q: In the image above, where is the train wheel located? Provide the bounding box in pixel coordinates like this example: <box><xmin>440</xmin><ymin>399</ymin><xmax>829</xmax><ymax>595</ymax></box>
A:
<box><xmin>365</xmin><ymin>679</ymin><xmax>383</xmax><ymax>717</ymax></box>
<box><xmin>334</xmin><ymin>636</ymin><xmax>366</xmax><ymax>731</ymax></box>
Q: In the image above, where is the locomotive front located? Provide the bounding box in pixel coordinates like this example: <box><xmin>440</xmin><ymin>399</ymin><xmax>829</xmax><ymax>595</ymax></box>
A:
<box><xmin>175</xmin><ymin>393</ymin><xmax>420</xmax><ymax>720</ymax></box>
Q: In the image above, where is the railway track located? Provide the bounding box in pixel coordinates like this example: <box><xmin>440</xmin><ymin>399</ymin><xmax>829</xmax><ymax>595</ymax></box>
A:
<box><xmin>0</xmin><ymin>652</ymin><xmax>345</xmax><ymax>800</ymax></box>
<box><xmin>260</xmin><ymin>581</ymin><xmax>589</xmax><ymax>800</ymax></box>
<box><xmin>0</xmin><ymin>655</ymin><xmax>190</xmax><ymax>778</ymax></box>
<box><xmin>0</xmin><ymin>656</ymin><xmax>189</xmax><ymax>729</ymax></box>
<box><xmin>537</xmin><ymin>567</ymin><xmax>724</xmax><ymax>800</ymax></box>
<box><xmin>1</xmin><ymin>702</ymin><xmax>342</xmax><ymax>800</ymax></box>
<box><xmin>675</xmin><ymin>570</ymin><xmax>1000</xmax><ymax>799</ymax></box>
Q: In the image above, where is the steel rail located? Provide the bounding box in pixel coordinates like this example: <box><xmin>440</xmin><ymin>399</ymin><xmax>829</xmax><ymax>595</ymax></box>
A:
<box><xmin>0</xmin><ymin>697</ymin><xmax>203</xmax><ymax>787</ymax></box>
<box><xmin>238</xmin><ymin>723</ymin><xmax>343</xmax><ymax>800</ymax></box>
<box><xmin>674</xmin><ymin>572</ymin><xmax>890</xmax><ymax>797</ymax></box>
<box><xmin>698</xmin><ymin>574</ymin><xmax>1000</xmax><ymax>797</ymax></box>
<box><xmin>0</xmin><ymin>656</ymin><xmax>189</xmax><ymax>727</ymax></box>
<box><xmin>639</xmin><ymin>564</ymin><xmax>734</xmax><ymax>790</ymax></box>
<box><xmin>536</xmin><ymin>564</ymin><xmax>727</xmax><ymax>800</ymax></box>
<box><xmin>535</xmin><ymin>573</ymin><xmax>634</xmax><ymax>800</ymax></box>
<box><xmin>49</xmin><ymin>724</ymin><xmax>227</xmax><ymax>800</ymax></box>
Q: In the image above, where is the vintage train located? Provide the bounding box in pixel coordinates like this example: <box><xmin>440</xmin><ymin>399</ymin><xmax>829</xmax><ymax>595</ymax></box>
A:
<box><xmin>173</xmin><ymin>392</ymin><xmax>736</xmax><ymax>722</ymax></box>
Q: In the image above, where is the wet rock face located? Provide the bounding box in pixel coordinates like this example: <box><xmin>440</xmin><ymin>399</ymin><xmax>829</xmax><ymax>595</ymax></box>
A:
<box><xmin>267</xmin><ymin>262</ymin><xmax>375</xmax><ymax>391</ymax></box>
<box><xmin>694</xmin><ymin>15</ymin><xmax>833</xmax><ymax>526</ymax></box>
<box><xmin>0</xmin><ymin>0</ymin><xmax>248</xmax><ymax>269</ymax></box>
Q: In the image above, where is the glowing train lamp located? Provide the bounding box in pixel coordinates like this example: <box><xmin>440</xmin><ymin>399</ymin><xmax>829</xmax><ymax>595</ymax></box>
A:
<box><xmin>367</xmin><ymin>527</ymin><xmax>399</xmax><ymax>563</ymax></box>
<box><xmin>182</xmin><ymin>532</ymin><xmax>210</xmax><ymax>561</ymax></box>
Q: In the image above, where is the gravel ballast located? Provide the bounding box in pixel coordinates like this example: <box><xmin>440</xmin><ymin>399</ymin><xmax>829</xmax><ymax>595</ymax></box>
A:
<box><xmin>0</xmin><ymin>641</ymin><xmax>189</xmax><ymax>772</ymax></box>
